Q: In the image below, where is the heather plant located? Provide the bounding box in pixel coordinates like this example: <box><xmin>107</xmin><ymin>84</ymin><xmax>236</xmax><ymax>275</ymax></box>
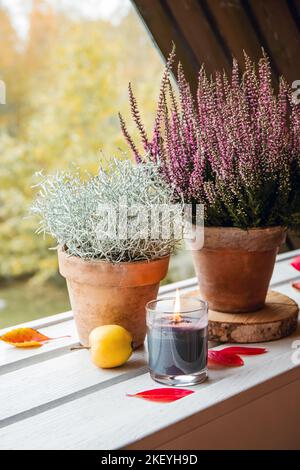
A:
<box><xmin>120</xmin><ymin>50</ymin><xmax>300</xmax><ymax>230</ymax></box>
<box><xmin>31</xmin><ymin>159</ymin><xmax>181</xmax><ymax>263</ymax></box>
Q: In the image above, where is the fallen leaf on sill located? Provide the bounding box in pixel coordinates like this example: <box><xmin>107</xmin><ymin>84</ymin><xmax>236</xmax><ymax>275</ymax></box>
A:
<box><xmin>0</xmin><ymin>327</ymin><xmax>70</xmax><ymax>348</ymax></box>
<box><xmin>219</xmin><ymin>346</ymin><xmax>268</xmax><ymax>356</ymax></box>
<box><xmin>10</xmin><ymin>340</ymin><xmax>44</xmax><ymax>348</ymax></box>
<box><xmin>292</xmin><ymin>281</ymin><xmax>300</xmax><ymax>291</ymax></box>
<box><xmin>291</xmin><ymin>256</ymin><xmax>300</xmax><ymax>271</ymax></box>
<box><xmin>127</xmin><ymin>388</ymin><xmax>194</xmax><ymax>403</ymax></box>
<box><xmin>208</xmin><ymin>350</ymin><xmax>244</xmax><ymax>367</ymax></box>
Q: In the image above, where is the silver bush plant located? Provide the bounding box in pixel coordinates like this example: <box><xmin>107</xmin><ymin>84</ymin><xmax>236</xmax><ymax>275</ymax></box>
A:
<box><xmin>31</xmin><ymin>159</ymin><xmax>182</xmax><ymax>263</ymax></box>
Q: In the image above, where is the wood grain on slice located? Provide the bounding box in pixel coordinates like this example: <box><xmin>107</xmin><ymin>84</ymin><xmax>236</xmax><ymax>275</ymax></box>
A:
<box><xmin>186</xmin><ymin>290</ymin><xmax>299</xmax><ymax>343</ymax></box>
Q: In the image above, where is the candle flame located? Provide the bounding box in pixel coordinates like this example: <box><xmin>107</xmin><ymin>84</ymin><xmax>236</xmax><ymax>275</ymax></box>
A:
<box><xmin>173</xmin><ymin>288</ymin><xmax>182</xmax><ymax>323</ymax></box>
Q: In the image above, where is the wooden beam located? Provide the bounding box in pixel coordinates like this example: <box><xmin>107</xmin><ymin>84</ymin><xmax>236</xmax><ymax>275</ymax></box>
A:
<box><xmin>133</xmin><ymin>0</ymin><xmax>200</xmax><ymax>91</ymax></box>
<box><xmin>287</xmin><ymin>0</ymin><xmax>300</xmax><ymax>31</ymax></box>
<box><xmin>206</xmin><ymin>0</ymin><xmax>262</xmax><ymax>65</ymax></box>
<box><xmin>165</xmin><ymin>0</ymin><xmax>230</xmax><ymax>74</ymax></box>
<box><xmin>247</xmin><ymin>0</ymin><xmax>300</xmax><ymax>83</ymax></box>
<box><xmin>132</xmin><ymin>0</ymin><xmax>300</xmax><ymax>87</ymax></box>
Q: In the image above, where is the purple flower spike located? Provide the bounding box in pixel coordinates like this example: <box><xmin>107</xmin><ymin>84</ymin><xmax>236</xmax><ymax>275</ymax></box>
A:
<box><xmin>120</xmin><ymin>49</ymin><xmax>300</xmax><ymax>230</ymax></box>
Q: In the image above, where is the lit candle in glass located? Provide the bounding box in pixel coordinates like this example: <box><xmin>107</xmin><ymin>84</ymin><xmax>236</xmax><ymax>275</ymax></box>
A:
<box><xmin>146</xmin><ymin>290</ymin><xmax>208</xmax><ymax>386</ymax></box>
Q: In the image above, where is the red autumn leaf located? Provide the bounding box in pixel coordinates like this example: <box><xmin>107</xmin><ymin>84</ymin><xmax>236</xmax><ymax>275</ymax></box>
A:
<box><xmin>0</xmin><ymin>328</ymin><xmax>70</xmax><ymax>348</ymax></box>
<box><xmin>292</xmin><ymin>281</ymin><xmax>300</xmax><ymax>291</ymax></box>
<box><xmin>219</xmin><ymin>346</ymin><xmax>267</xmax><ymax>356</ymax></box>
<box><xmin>208</xmin><ymin>350</ymin><xmax>244</xmax><ymax>367</ymax></box>
<box><xmin>291</xmin><ymin>256</ymin><xmax>300</xmax><ymax>271</ymax></box>
<box><xmin>127</xmin><ymin>388</ymin><xmax>194</xmax><ymax>403</ymax></box>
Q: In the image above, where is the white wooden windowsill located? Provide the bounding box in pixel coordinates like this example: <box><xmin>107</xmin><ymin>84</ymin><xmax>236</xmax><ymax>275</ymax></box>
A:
<box><xmin>1</xmin><ymin>250</ymin><xmax>300</xmax><ymax>450</ymax></box>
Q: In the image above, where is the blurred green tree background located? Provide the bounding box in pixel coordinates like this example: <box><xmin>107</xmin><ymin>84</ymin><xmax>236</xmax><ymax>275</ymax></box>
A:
<box><xmin>0</xmin><ymin>0</ymin><xmax>194</xmax><ymax>327</ymax></box>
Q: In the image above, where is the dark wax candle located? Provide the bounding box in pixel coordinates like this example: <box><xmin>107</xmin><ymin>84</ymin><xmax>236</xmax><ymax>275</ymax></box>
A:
<box><xmin>147</xmin><ymin>317</ymin><xmax>208</xmax><ymax>376</ymax></box>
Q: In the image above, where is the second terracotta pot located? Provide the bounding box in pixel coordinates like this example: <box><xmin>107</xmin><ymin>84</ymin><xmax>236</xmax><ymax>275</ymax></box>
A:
<box><xmin>58</xmin><ymin>249</ymin><xmax>169</xmax><ymax>347</ymax></box>
<box><xmin>191</xmin><ymin>226</ymin><xmax>286</xmax><ymax>313</ymax></box>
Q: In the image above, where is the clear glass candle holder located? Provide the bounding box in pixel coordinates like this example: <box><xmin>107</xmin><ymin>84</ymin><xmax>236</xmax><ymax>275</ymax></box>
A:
<box><xmin>146</xmin><ymin>296</ymin><xmax>208</xmax><ymax>386</ymax></box>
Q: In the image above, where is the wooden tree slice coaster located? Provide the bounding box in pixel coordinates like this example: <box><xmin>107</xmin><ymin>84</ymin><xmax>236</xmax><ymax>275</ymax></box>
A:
<box><xmin>186</xmin><ymin>290</ymin><xmax>299</xmax><ymax>343</ymax></box>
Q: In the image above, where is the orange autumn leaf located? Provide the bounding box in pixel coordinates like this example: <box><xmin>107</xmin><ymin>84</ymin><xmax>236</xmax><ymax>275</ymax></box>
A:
<box><xmin>0</xmin><ymin>328</ymin><xmax>70</xmax><ymax>348</ymax></box>
<box><xmin>12</xmin><ymin>340</ymin><xmax>43</xmax><ymax>348</ymax></box>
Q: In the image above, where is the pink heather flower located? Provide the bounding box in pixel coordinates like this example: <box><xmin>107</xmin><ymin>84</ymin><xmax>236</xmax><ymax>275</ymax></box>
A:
<box><xmin>120</xmin><ymin>50</ymin><xmax>300</xmax><ymax>230</ymax></box>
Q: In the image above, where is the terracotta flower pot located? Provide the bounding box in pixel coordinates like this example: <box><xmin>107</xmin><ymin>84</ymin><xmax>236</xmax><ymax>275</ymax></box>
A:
<box><xmin>58</xmin><ymin>249</ymin><xmax>169</xmax><ymax>347</ymax></box>
<box><xmin>191</xmin><ymin>226</ymin><xmax>286</xmax><ymax>313</ymax></box>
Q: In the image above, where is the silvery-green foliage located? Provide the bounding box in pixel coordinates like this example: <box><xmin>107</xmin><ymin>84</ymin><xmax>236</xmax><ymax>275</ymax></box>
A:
<box><xmin>31</xmin><ymin>159</ymin><xmax>182</xmax><ymax>262</ymax></box>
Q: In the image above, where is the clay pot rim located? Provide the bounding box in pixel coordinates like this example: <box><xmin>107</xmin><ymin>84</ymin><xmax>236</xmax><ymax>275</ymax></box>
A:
<box><xmin>200</xmin><ymin>225</ymin><xmax>287</xmax><ymax>251</ymax></box>
<box><xmin>58</xmin><ymin>247</ymin><xmax>170</xmax><ymax>287</ymax></box>
<box><xmin>203</xmin><ymin>225</ymin><xmax>287</xmax><ymax>232</ymax></box>
<box><xmin>58</xmin><ymin>246</ymin><xmax>170</xmax><ymax>266</ymax></box>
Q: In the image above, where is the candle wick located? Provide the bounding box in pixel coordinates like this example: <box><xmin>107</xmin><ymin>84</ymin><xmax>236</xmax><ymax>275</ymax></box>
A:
<box><xmin>173</xmin><ymin>313</ymin><xmax>182</xmax><ymax>323</ymax></box>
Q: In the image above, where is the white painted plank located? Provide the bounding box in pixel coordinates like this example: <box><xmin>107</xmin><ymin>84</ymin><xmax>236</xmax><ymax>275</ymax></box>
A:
<box><xmin>276</xmin><ymin>249</ymin><xmax>300</xmax><ymax>261</ymax></box>
<box><xmin>0</xmin><ymin>319</ymin><xmax>78</xmax><ymax>371</ymax></box>
<box><xmin>0</xmin><ymin>347</ymin><xmax>147</xmax><ymax>422</ymax></box>
<box><xmin>1</xmin><ymin>311</ymin><xmax>298</xmax><ymax>424</ymax></box>
<box><xmin>159</xmin><ymin>277</ymin><xmax>197</xmax><ymax>294</ymax></box>
<box><xmin>0</xmin><ymin>249</ymin><xmax>299</xmax><ymax>450</ymax></box>
<box><xmin>0</xmin><ymin>345</ymin><xmax>299</xmax><ymax>450</ymax></box>
<box><xmin>271</xmin><ymin>259</ymin><xmax>299</xmax><ymax>286</ymax></box>
<box><xmin>0</xmin><ymin>311</ymin><xmax>73</xmax><ymax>333</ymax></box>
<box><xmin>156</xmin><ymin>379</ymin><xmax>300</xmax><ymax>450</ymax></box>
<box><xmin>272</xmin><ymin>282</ymin><xmax>300</xmax><ymax>305</ymax></box>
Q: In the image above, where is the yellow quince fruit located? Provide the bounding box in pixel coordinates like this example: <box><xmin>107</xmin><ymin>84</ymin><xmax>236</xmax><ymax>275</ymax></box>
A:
<box><xmin>89</xmin><ymin>325</ymin><xmax>133</xmax><ymax>369</ymax></box>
